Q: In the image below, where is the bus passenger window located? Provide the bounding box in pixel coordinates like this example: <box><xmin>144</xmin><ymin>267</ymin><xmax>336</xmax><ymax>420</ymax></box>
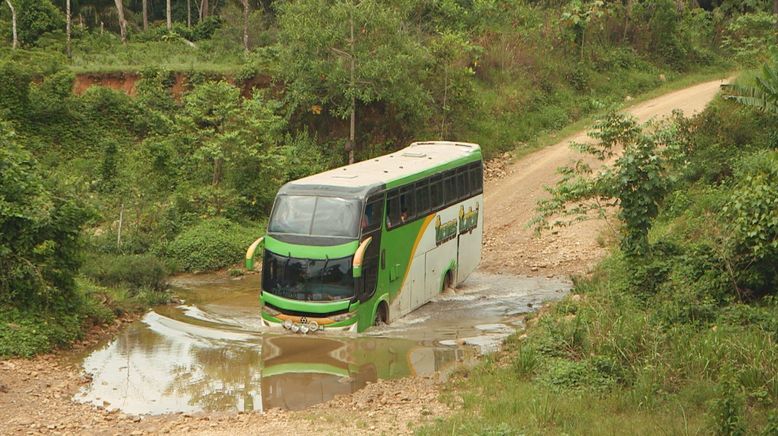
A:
<box><xmin>364</xmin><ymin>195</ymin><xmax>384</xmax><ymax>232</ymax></box>
<box><xmin>457</xmin><ymin>167</ymin><xmax>469</xmax><ymax>199</ymax></box>
<box><xmin>386</xmin><ymin>193</ymin><xmax>400</xmax><ymax>228</ymax></box>
<box><xmin>444</xmin><ymin>171</ymin><xmax>457</xmax><ymax>206</ymax></box>
<box><xmin>399</xmin><ymin>186</ymin><xmax>415</xmax><ymax>223</ymax></box>
<box><xmin>469</xmin><ymin>165</ymin><xmax>479</xmax><ymax>195</ymax></box>
<box><xmin>415</xmin><ymin>180</ymin><xmax>430</xmax><ymax>216</ymax></box>
<box><xmin>429</xmin><ymin>175</ymin><xmax>443</xmax><ymax>210</ymax></box>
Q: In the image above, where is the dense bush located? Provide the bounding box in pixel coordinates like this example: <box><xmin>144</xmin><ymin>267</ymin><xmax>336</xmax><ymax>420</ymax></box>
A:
<box><xmin>165</xmin><ymin>218</ymin><xmax>260</xmax><ymax>272</ymax></box>
<box><xmin>81</xmin><ymin>253</ymin><xmax>168</xmax><ymax>292</ymax></box>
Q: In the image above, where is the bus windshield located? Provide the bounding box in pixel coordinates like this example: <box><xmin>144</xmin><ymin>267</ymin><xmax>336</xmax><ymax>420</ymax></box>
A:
<box><xmin>262</xmin><ymin>250</ymin><xmax>354</xmax><ymax>301</ymax></box>
<box><xmin>268</xmin><ymin>195</ymin><xmax>361</xmax><ymax>238</ymax></box>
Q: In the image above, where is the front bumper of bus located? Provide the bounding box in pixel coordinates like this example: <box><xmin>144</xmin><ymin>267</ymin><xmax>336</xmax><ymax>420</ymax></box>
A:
<box><xmin>260</xmin><ymin>309</ymin><xmax>359</xmax><ymax>334</ymax></box>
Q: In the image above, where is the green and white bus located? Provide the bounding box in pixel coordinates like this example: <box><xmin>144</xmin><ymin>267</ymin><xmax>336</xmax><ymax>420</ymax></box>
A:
<box><xmin>245</xmin><ymin>141</ymin><xmax>484</xmax><ymax>333</ymax></box>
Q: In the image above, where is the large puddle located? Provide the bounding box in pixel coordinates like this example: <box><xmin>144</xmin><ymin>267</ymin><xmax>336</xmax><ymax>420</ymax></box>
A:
<box><xmin>73</xmin><ymin>272</ymin><xmax>571</xmax><ymax>415</ymax></box>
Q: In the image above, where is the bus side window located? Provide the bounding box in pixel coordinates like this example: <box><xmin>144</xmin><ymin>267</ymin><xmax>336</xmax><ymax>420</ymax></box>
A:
<box><xmin>430</xmin><ymin>175</ymin><xmax>443</xmax><ymax>210</ymax></box>
<box><xmin>386</xmin><ymin>191</ymin><xmax>400</xmax><ymax>228</ymax></box>
<box><xmin>364</xmin><ymin>194</ymin><xmax>384</xmax><ymax>232</ymax></box>
<box><xmin>444</xmin><ymin>170</ymin><xmax>457</xmax><ymax>206</ymax></box>
<box><xmin>457</xmin><ymin>166</ymin><xmax>469</xmax><ymax>200</ymax></box>
<box><xmin>415</xmin><ymin>179</ymin><xmax>430</xmax><ymax>216</ymax></box>
<box><xmin>399</xmin><ymin>186</ymin><xmax>415</xmax><ymax>223</ymax></box>
<box><xmin>468</xmin><ymin>163</ymin><xmax>480</xmax><ymax>196</ymax></box>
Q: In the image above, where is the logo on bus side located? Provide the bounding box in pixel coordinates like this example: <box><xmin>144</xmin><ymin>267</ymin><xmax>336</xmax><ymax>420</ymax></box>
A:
<box><xmin>458</xmin><ymin>203</ymin><xmax>479</xmax><ymax>234</ymax></box>
<box><xmin>434</xmin><ymin>202</ymin><xmax>480</xmax><ymax>246</ymax></box>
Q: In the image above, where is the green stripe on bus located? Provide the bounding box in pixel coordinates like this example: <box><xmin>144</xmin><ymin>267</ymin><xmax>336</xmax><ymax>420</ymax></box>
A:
<box><xmin>264</xmin><ymin>235</ymin><xmax>359</xmax><ymax>260</ymax></box>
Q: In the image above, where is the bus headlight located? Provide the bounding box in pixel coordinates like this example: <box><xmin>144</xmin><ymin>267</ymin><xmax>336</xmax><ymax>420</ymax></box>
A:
<box><xmin>291</xmin><ymin>323</ymin><xmax>300</xmax><ymax>333</ymax></box>
<box><xmin>299</xmin><ymin>325</ymin><xmax>310</xmax><ymax>334</ymax></box>
<box><xmin>282</xmin><ymin>320</ymin><xmax>293</xmax><ymax>330</ymax></box>
<box><xmin>308</xmin><ymin>321</ymin><xmax>319</xmax><ymax>332</ymax></box>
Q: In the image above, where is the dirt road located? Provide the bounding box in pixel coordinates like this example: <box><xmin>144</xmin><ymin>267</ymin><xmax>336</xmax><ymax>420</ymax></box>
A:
<box><xmin>0</xmin><ymin>78</ymin><xmax>729</xmax><ymax>435</ymax></box>
<box><xmin>481</xmin><ymin>78</ymin><xmax>730</xmax><ymax>276</ymax></box>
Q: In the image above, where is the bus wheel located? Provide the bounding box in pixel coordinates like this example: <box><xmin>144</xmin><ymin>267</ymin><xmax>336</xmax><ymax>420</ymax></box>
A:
<box><xmin>374</xmin><ymin>302</ymin><xmax>388</xmax><ymax>326</ymax></box>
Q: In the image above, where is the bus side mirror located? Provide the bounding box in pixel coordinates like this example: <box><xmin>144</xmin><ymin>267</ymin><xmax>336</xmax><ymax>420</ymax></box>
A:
<box><xmin>245</xmin><ymin>237</ymin><xmax>265</xmax><ymax>270</ymax></box>
<box><xmin>352</xmin><ymin>237</ymin><xmax>372</xmax><ymax>278</ymax></box>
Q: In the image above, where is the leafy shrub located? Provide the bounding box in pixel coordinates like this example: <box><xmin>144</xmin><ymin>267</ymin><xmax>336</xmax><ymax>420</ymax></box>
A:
<box><xmin>81</xmin><ymin>253</ymin><xmax>168</xmax><ymax>292</ymax></box>
<box><xmin>14</xmin><ymin>0</ymin><xmax>64</xmax><ymax>46</ymax></box>
<box><xmin>711</xmin><ymin>370</ymin><xmax>746</xmax><ymax>436</ymax></box>
<box><xmin>165</xmin><ymin>218</ymin><xmax>259</xmax><ymax>271</ymax></box>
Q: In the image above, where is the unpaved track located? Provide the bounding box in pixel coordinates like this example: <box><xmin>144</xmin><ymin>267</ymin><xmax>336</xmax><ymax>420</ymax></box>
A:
<box><xmin>481</xmin><ymin>78</ymin><xmax>729</xmax><ymax>276</ymax></box>
<box><xmin>0</xmin><ymin>79</ymin><xmax>729</xmax><ymax>435</ymax></box>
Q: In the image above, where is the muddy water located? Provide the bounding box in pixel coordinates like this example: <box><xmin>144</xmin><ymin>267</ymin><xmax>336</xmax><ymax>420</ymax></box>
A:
<box><xmin>73</xmin><ymin>272</ymin><xmax>571</xmax><ymax>415</ymax></box>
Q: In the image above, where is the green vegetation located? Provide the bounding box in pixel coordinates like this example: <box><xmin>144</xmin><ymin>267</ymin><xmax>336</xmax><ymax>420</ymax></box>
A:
<box><xmin>423</xmin><ymin>63</ymin><xmax>778</xmax><ymax>434</ymax></box>
<box><xmin>0</xmin><ymin>0</ymin><xmax>775</xmax><ymax>360</ymax></box>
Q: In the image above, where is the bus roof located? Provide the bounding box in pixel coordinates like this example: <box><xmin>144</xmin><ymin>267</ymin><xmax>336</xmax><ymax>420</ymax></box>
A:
<box><xmin>279</xmin><ymin>141</ymin><xmax>482</xmax><ymax>197</ymax></box>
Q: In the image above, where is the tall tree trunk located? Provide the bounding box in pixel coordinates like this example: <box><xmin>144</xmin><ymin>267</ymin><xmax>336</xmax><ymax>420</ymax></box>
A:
<box><xmin>348</xmin><ymin>3</ymin><xmax>356</xmax><ymax>165</ymax></box>
<box><xmin>241</xmin><ymin>0</ymin><xmax>249</xmax><ymax>52</ymax></box>
<box><xmin>142</xmin><ymin>0</ymin><xmax>148</xmax><ymax>31</ymax></box>
<box><xmin>200</xmin><ymin>0</ymin><xmax>209</xmax><ymax>21</ymax></box>
<box><xmin>66</xmin><ymin>0</ymin><xmax>71</xmax><ymax>58</ymax></box>
<box><xmin>5</xmin><ymin>0</ymin><xmax>17</xmax><ymax>49</ymax></box>
<box><xmin>622</xmin><ymin>0</ymin><xmax>632</xmax><ymax>43</ymax></box>
<box><xmin>166</xmin><ymin>0</ymin><xmax>172</xmax><ymax>31</ymax></box>
<box><xmin>187</xmin><ymin>0</ymin><xmax>191</xmax><ymax>28</ymax></box>
<box><xmin>114</xmin><ymin>0</ymin><xmax>127</xmax><ymax>43</ymax></box>
<box><xmin>212</xmin><ymin>158</ymin><xmax>223</xmax><ymax>186</ymax></box>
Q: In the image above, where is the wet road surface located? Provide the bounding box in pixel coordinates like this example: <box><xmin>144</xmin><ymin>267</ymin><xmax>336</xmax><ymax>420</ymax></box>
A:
<box><xmin>73</xmin><ymin>272</ymin><xmax>571</xmax><ymax>415</ymax></box>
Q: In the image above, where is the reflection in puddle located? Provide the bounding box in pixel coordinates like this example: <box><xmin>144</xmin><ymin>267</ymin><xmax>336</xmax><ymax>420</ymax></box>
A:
<box><xmin>74</xmin><ymin>272</ymin><xmax>570</xmax><ymax>415</ymax></box>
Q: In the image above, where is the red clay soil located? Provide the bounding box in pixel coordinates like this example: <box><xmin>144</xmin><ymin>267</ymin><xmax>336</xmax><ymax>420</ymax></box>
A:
<box><xmin>73</xmin><ymin>72</ymin><xmax>274</xmax><ymax>99</ymax></box>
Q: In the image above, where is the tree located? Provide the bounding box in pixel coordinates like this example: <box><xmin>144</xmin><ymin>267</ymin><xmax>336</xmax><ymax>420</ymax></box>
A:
<box><xmin>724</xmin><ymin>51</ymin><xmax>778</xmax><ymax>114</ymax></box>
<box><xmin>241</xmin><ymin>0</ymin><xmax>249</xmax><ymax>52</ymax></box>
<box><xmin>5</xmin><ymin>0</ymin><xmax>17</xmax><ymax>49</ymax></box>
<box><xmin>277</xmin><ymin>0</ymin><xmax>430</xmax><ymax>162</ymax></box>
<box><xmin>13</xmin><ymin>0</ymin><xmax>63</xmax><ymax>46</ymax></box>
<box><xmin>199</xmin><ymin>0</ymin><xmax>209</xmax><ymax>21</ymax></box>
<box><xmin>179</xmin><ymin>81</ymin><xmax>284</xmax><ymax>188</ymax></box>
<box><xmin>114</xmin><ymin>0</ymin><xmax>126</xmax><ymax>43</ymax></box>
<box><xmin>142</xmin><ymin>0</ymin><xmax>148</xmax><ymax>31</ymax></box>
<box><xmin>561</xmin><ymin>0</ymin><xmax>606</xmax><ymax>61</ymax></box>
<box><xmin>532</xmin><ymin>112</ymin><xmax>672</xmax><ymax>257</ymax></box>
<box><xmin>166</xmin><ymin>0</ymin><xmax>172</xmax><ymax>31</ymax></box>
<box><xmin>0</xmin><ymin>122</ymin><xmax>91</xmax><ymax>308</ymax></box>
<box><xmin>65</xmin><ymin>0</ymin><xmax>71</xmax><ymax>58</ymax></box>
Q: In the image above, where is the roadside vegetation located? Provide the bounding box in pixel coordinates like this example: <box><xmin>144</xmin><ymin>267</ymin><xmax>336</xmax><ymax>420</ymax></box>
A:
<box><xmin>422</xmin><ymin>53</ymin><xmax>778</xmax><ymax>435</ymax></box>
<box><xmin>0</xmin><ymin>0</ymin><xmax>773</xmax><ymax>359</ymax></box>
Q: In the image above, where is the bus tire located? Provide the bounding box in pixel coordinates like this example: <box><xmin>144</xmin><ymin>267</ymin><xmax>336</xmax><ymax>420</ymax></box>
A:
<box><xmin>374</xmin><ymin>302</ymin><xmax>388</xmax><ymax>326</ymax></box>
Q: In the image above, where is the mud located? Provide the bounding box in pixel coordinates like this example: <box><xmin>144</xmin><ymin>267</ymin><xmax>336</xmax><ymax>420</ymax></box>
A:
<box><xmin>71</xmin><ymin>272</ymin><xmax>570</xmax><ymax>416</ymax></box>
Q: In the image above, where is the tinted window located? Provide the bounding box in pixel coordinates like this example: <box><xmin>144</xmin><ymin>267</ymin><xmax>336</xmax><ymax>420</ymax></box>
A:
<box><xmin>430</xmin><ymin>175</ymin><xmax>443</xmax><ymax>209</ymax></box>
<box><xmin>269</xmin><ymin>195</ymin><xmax>361</xmax><ymax>238</ymax></box>
<box><xmin>263</xmin><ymin>251</ymin><xmax>354</xmax><ymax>301</ymax></box>
<box><xmin>444</xmin><ymin>171</ymin><xmax>458</xmax><ymax>205</ymax></box>
<box><xmin>457</xmin><ymin>167</ymin><xmax>468</xmax><ymax>199</ymax></box>
<box><xmin>399</xmin><ymin>186</ymin><xmax>415</xmax><ymax>222</ymax></box>
<box><xmin>386</xmin><ymin>191</ymin><xmax>400</xmax><ymax>228</ymax></box>
<box><xmin>415</xmin><ymin>180</ymin><xmax>430</xmax><ymax>216</ymax></box>
<box><xmin>363</xmin><ymin>194</ymin><xmax>384</xmax><ymax>232</ymax></box>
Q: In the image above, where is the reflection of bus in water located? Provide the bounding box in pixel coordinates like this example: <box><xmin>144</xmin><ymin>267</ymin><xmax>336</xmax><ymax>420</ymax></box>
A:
<box><xmin>259</xmin><ymin>334</ymin><xmax>467</xmax><ymax>411</ymax></box>
<box><xmin>246</xmin><ymin>141</ymin><xmax>484</xmax><ymax>332</ymax></box>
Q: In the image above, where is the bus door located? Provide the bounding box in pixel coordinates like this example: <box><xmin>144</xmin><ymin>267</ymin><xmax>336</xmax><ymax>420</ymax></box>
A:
<box><xmin>357</xmin><ymin>193</ymin><xmax>384</xmax><ymax>302</ymax></box>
